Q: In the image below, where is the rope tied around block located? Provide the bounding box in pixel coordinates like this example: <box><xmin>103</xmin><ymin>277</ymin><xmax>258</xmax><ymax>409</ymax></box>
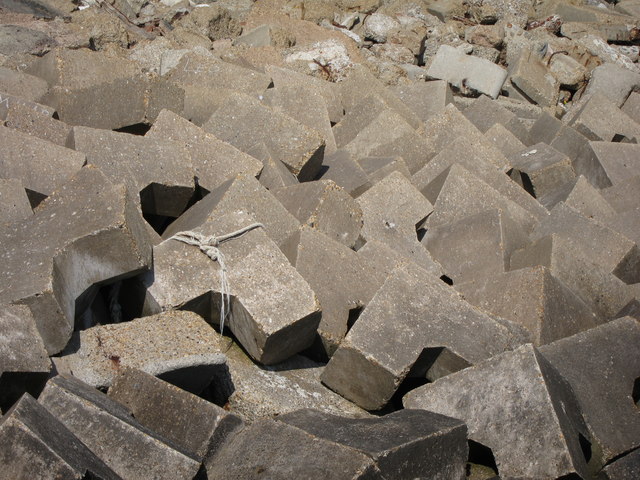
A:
<box><xmin>169</xmin><ymin>222</ymin><xmax>265</xmax><ymax>334</ymax></box>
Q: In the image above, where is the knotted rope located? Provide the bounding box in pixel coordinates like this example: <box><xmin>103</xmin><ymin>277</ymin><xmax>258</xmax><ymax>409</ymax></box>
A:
<box><xmin>169</xmin><ymin>222</ymin><xmax>265</xmax><ymax>334</ymax></box>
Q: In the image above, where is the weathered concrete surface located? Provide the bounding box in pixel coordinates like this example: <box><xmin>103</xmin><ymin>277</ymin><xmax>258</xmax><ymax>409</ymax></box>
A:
<box><xmin>391</xmin><ymin>80</ymin><xmax>452</xmax><ymax>123</ymax></box>
<box><xmin>570</xmin><ymin>93</ymin><xmax>640</xmax><ymax>142</ymax></box>
<box><xmin>0</xmin><ymin>178</ymin><xmax>32</xmax><ymax>223</ymax></box>
<box><xmin>0</xmin><ymin>166</ymin><xmax>152</xmax><ymax>354</ymax></box>
<box><xmin>318</xmin><ymin>149</ymin><xmax>372</xmax><ymax>197</ymax></box>
<box><xmin>599</xmin><ymin>448</ymin><xmax>640</xmax><ymax>480</ymax></box>
<box><xmin>456</xmin><ymin>266</ymin><xmax>598</xmax><ymax>345</ymax></box>
<box><xmin>273</xmin><ymin>180</ymin><xmax>363</xmax><ymax>249</ymax></box>
<box><xmin>39</xmin><ymin>374</ymin><xmax>201</xmax><ymax>480</ymax></box>
<box><xmin>0</xmin><ymin>67</ymin><xmax>49</xmax><ymax>104</ymax></box>
<box><xmin>586</xmin><ymin>142</ymin><xmax>640</xmax><ymax>186</ymax></box>
<box><xmin>462</xmin><ymin>94</ymin><xmax>530</xmax><ymax>144</ymax></box>
<box><xmin>2</xmin><ymin>99</ymin><xmax>71</xmax><ymax>146</ymax></box>
<box><xmin>146</xmin><ymin>211</ymin><xmax>320</xmax><ymax>365</ymax></box>
<box><xmin>145</xmin><ymin>109</ymin><xmax>263</xmax><ymax>194</ymax></box>
<box><xmin>108</xmin><ymin>366</ymin><xmax>243</xmax><ymax>461</ymax></box>
<box><xmin>203</xmin><ymin>91</ymin><xmax>325</xmax><ymax>181</ymax></box>
<box><xmin>404</xmin><ymin>344</ymin><xmax>592</xmax><ymax>479</ymax></box>
<box><xmin>539</xmin><ymin>317</ymin><xmax>640</xmax><ymax>468</ymax></box>
<box><xmin>0</xmin><ymin>393</ymin><xmax>121</xmax><ymax>480</ymax></box>
<box><xmin>483</xmin><ymin>122</ymin><xmax>527</xmax><ymax>157</ymax></box>
<box><xmin>53</xmin><ymin>310</ymin><xmax>227</xmax><ymax>391</ymax></box>
<box><xmin>322</xmin><ymin>263</ymin><xmax>526</xmax><ymax>410</ymax></box>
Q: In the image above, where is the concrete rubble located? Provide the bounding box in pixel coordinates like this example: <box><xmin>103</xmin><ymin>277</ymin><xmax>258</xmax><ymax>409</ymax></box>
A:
<box><xmin>0</xmin><ymin>0</ymin><xmax>639</xmax><ymax>478</ymax></box>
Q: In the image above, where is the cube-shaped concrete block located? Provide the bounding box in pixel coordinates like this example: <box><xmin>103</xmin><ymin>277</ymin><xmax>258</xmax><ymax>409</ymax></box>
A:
<box><xmin>0</xmin><ymin>178</ymin><xmax>32</xmax><ymax>224</ymax></box>
<box><xmin>390</xmin><ymin>80</ymin><xmax>452</xmax><ymax>123</ymax></box>
<box><xmin>318</xmin><ymin>149</ymin><xmax>372</xmax><ymax>198</ymax></box>
<box><xmin>570</xmin><ymin>93</ymin><xmax>640</xmax><ymax>142</ymax></box>
<box><xmin>3</xmin><ymin>100</ymin><xmax>71</xmax><ymax>146</ymax></box>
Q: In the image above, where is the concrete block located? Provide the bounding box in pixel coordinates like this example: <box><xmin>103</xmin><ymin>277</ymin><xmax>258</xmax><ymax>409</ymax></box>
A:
<box><xmin>541</xmin><ymin>175</ymin><xmax>617</xmax><ymax>223</ymax></box>
<box><xmin>219</xmin><ymin>341</ymin><xmax>368</xmax><ymax>422</ymax></box>
<box><xmin>54</xmin><ymin>310</ymin><xmax>226</xmax><ymax>391</ymax></box>
<box><xmin>0</xmin><ymin>178</ymin><xmax>32</xmax><ymax>224</ymax></box>
<box><xmin>318</xmin><ymin>149</ymin><xmax>372</xmax><ymax>198</ymax></box>
<box><xmin>38</xmin><ymin>374</ymin><xmax>201</xmax><ymax>480</ymax></box>
<box><xmin>108</xmin><ymin>366</ymin><xmax>243</xmax><ymax>461</ymax></box>
<box><xmin>601</xmin><ymin>175</ymin><xmax>640</xmax><ymax>214</ymax></box>
<box><xmin>358</xmin><ymin>155</ymin><xmax>411</xmax><ymax>184</ymax></box>
<box><xmin>0</xmin><ymin>394</ymin><xmax>120</xmax><ymax>480</ymax></box>
<box><xmin>286</xmin><ymin>227</ymin><xmax>377</xmax><ymax>358</ymax></box>
<box><xmin>510</xmin><ymin>234</ymin><xmax>639</xmax><ymax>320</ymax></box>
<box><xmin>321</xmin><ymin>263</ymin><xmax>526</xmax><ymax>410</ymax></box>
<box><xmin>26</xmin><ymin>48</ymin><xmax>148</xmax><ymax>130</ymax></box>
<box><xmin>456</xmin><ymin>266</ymin><xmax>598</xmax><ymax>345</ymax></box>
<box><xmin>0</xmin><ymin>305</ymin><xmax>50</xmax><ymax>412</ymax></box>
<box><xmin>162</xmin><ymin>174</ymin><xmax>300</xmax><ymax>249</ymax></box>
<box><xmin>583</xmin><ymin>63</ymin><xmax>640</xmax><ymax>109</ymax></box>
<box><xmin>390</xmin><ymin>80</ymin><xmax>452</xmax><ymax>123</ymax></box>
<box><xmin>0</xmin><ymin>166</ymin><xmax>152</xmax><ymax>354</ymax></box>
<box><xmin>539</xmin><ymin>317</ymin><xmax>640</xmax><ymax>467</ymax></box>
<box><xmin>146</xmin><ymin>109</ymin><xmax>262</xmax><ymax>194</ymax></box>
<box><xmin>2</xmin><ymin>100</ymin><xmax>71</xmax><ymax>146</ymax></box>
<box><xmin>0</xmin><ymin>124</ymin><xmax>85</xmax><ymax>204</ymax></box>
<box><xmin>250</xmin><ymin>143</ymin><xmax>300</xmax><ymax>190</ymax></box>
<box><xmin>357</xmin><ymin>171</ymin><xmax>433</xmax><ymax>242</ymax></box>
<box><xmin>422</xmin><ymin>208</ymin><xmax>529</xmax><ymax>284</ymax></box>
<box><xmin>599</xmin><ymin>448</ymin><xmax>640</xmax><ymax>480</ymax></box>
<box><xmin>207</xmin><ymin>408</ymin><xmax>467</xmax><ymax>479</ymax></box>
<box><xmin>569</xmin><ymin>93</ymin><xmax>640</xmax><ymax>142</ymax></box>
<box><xmin>203</xmin><ymin>92</ymin><xmax>325</xmax><ymax>181</ymax></box>
<box><xmin>69</xmin><ymin>126</ymin><xmax>195</xmax><ymax>218</ymax></box>
<box><xmin>404</xmin><ymin>344</ymin><xmax>592</xmax><ymax>479</ymax></box>
<box><xmin>483</xmin><ymin>122</ymin><xmax>527</xmax><ymax>156</ymax></box>
<box><xmin>509</xmin><ymin>45</ymin><xmax>559</xmax><ymax>107</ymax></box>
<box><xmin>363</xmin><ymin>126</ymin><xmax>433</xmax><ymax>175</ymax></box>
<box><xmin>508</xmin><ymin>142</ymin><xmax>577</xmax><ymax>199</ymax></box>
<box><xmin>0</xmin><ymin>90</ymin><xmax>54</xmax><ymax>121</ymax></box>
<box><xmin>586</xmin><ymin>142</ymin><xmax>640</xmax><ymax>186</ymax></box>
<box><xmin>272</xmin><ymin>180</ymin><xmax>362</xmax><ymax>249</ymax></box>
<box><xmin>0</xmin><ymin>67</ymin><xmax>48</xmax><ymax>104</ymax></box>
<box><xmin>462</xmin><ymin>94</ymin><xmax>530</xmax><ymax>144</ymax></box>
<box><xmin>266</xmin><ymin>64</ymin><xmax>344</xmax><ymax>124</ymax></box>
<box><xmin>424</xmin><ymin>164</ymin><xmax>542</xmax><ymax>234</ymax></box>
<box><xmin>146</xmin><ymin>211</ymin><xmax>320</xmax><ymax>365</ymax></box>
<box><xmin>621</xmin><ymin>91</ymin><xmax>640</xmax><ymax>124</ymax></box>
<box><xmin>427</xmin><ymin>45</ymin><xmax>508</xmax><ymax>99</ymax></box>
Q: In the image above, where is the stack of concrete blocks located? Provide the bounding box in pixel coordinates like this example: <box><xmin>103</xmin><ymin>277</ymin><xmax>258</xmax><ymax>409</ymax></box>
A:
<box><xmin>1</xmin><ymin>0</ymin><xmax>640</xmax><ymax>478</ymax></box>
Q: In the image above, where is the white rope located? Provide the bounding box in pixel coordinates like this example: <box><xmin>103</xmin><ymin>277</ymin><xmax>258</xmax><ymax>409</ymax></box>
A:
<box><xmin>168</xmin><ymin>222</ymin><xmax>264</xmax><ymax>334</ymax></box>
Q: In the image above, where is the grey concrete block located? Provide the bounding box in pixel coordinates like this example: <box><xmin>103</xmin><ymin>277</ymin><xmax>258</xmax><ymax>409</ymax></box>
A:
<box><xmin>39</xmin><ymin>374</ymin><xmax>201</xmax><ymax>480</ymax></box>
<box><xmin>146</xmin><ymin>109</ymin><xmax>263</xmax><ymax>195</ymax></box>
<box><xmin>539</xmin><ymin>317</ymin><xmax>640</xmax><ymax>467</ymax></box>
<box><xmin>203</xmin><ymin>92</ymin><xmax>325</xmax><ymax>181</ymax></box>
<box><xmin>541</xmin><ymin>175</ymin><xmax>617</xmax><ymax>223</ymax></box>
<box><xmin>599</xmin><ymin>448</ymin><xmax>640</xmax><ymax>480</ymax></box>
<box><xmin>2</xmin><ymin>100</ymin><xmax>71</xmax><ymax>146</ymax></box>
<box><xmin>509</xmin><ymin>142</ymin><xmax>577</xmax><ymax>199</ymax></box>
<box><xmin>422</xmin><ymin>208</ymin><xmax>529</xmax><ymax>284</ymax></box>
<box><xmin>509</xmin><ymin>45</ymin><xmax>559</xmax><ymax>107</ymax></box>
<box><xmin>162</xmin><ymin>174</ymin><xmax>300</xmax><ymax>249</ymax></box>
<box><xmin>0</xmin><ymin>166</ymin><xmax>152</xmax><ymax>354</ymax></box>
<box><xmin>318</xmin><ymin>149</ymin><xmax>372</xmax><ymax>198</ymax></box>
<box><xmin>390</xmin><ymin>80</ymin><xmax>452</xmax><ymax>123</ymax></box>
<box><xmin>146</xmin><ymin>211</ymin><xmax>320</xmax><ymax>365</ymax></box>
<box><xmin>69</xmin><ymin>126</ymin><xmax>195</xmax><ymax>218</ymax></box>
<box><xmin>462</xmin><ymin>94</ymin><xmax>530</xmax><ymax>144</ymax></box>
<box><xmin>321</xmin><ymin>263</ymin><xmax>526</xmax><ymax>410</ymax></box>
<box><xmin>405</xmin><ymin>343</ymin><xmax>593</xmax><ymax>479</ymax></box>
<box><xmin>0</xmin><ymin>393</ymin><xmax>121</xmax><ymax>480</ymax></box>
<box><xmin>358</xmin><ymin>156</ymin><xmax>412</xmax><ymax>184</ymax></box>
<box><xmin>586</xmin><ymin>142</ymin><xmax>640</xmax><ymax>186</ymax></box>
<box><xmin>583</xmin><ymin>63</ymin><xmax>640</xmax><ymax>108</ymax></box>
<box><xmin>622</xmin><ymin>91</ymin><xmax>640</xmax><ymax>124</ymax></box>
<box><xmin>456</xmin><ymin>266</ymin><xmax>598</xmax><ymax>345</ymax></box>
<box><xmin>0</xmin><ymin>178</ymin><xmax>32</xmax><ymax>224</ymax></box>
<box><xmin>250</xmin><ymin>143</ymin><xmax>300</xmax><ymax>190</ymax></box>
<box><xmin>108</xmin><ymin>366</ymin><xmax>243</xmax><ymax>461</ymax></box>
<box><xmin>483</xmin><ymin>122</ymin><xmax>527</xmax><ymax>157</ymax></box>
<box><xmin>569</xmin><ymin>93</ymin><xmax>640</xmax><ymax>142</ymax></box>
<box><xmin>427</xmin><ymin>45</ymin><xmax>508</xmax><ymax>99</ymax></box>
<box><xmin>272</xmin><ymin>180</ymin><xmax>363</xmax><ymax>249</ymax></box>
<box><xmin>0</xmin><ymin>67</ymin><xmax>49</xmax><ymax>104</ymax></box>
<box><xmin>0</xmin><ymin>124</ymin><xmax>85</xmax><ymax>202</ymax></box>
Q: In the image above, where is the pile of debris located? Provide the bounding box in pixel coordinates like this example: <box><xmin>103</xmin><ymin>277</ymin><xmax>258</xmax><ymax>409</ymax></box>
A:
<box><xmin>0</xmin><ymin>0</ymin><xmax>639</xmax><ymax>478</ymax></box>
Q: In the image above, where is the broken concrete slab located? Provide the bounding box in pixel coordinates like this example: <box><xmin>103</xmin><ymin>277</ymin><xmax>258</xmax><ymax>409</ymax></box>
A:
<box><xmin>0</xmin><ymin>166</ymin><xmax>152</xmax><ymax>354</ymax></box>
<box><xmin>390</xmin><ymin>80</ymin><xmax>452</xmax><ymax>123</ymax></box>
<box><xmin>357</xmin><ymin>170</ymin><xmax>433</xmax><ymax>241</ymax></box>
<box><xmin>0</xmin><ymin>178</ymin><xmax>32</xmax><ymax>224</ymax></box>
<box><xmin>108</xmin><ymin>366</ymin><xmax>243</xmax><ymax>461</ymax></box>
<box><xmin>539</xmin><ymin>317</ymin><xmax>640</xmax><ymax>468</ymax></box>
<box><xmin>68</xmin><ymin>125</ymin><xmax>195</xmax><ymax>218</ymax></box>
<box><xmin>404</xmin><ymin>344</ymin><xmax>592</xmax><ymax>479</ymax></box>
<box><xmin>207</xmin><ymin>408</ymin><xmax>467</xmax><ymax>479</ymax></box>
<box><xmin>54</xmin><ymin>310</ymin><xmax>227</xmax><ymax>391</ymax></box>
<box><xmin>272</xmin><ymin>180</ymin><xmax>362</xmax><ymax>249</ymax></box>
<box><xmin>424</xmin><ymin>163</ymin><xmax>542</xmax><ymax>234</ymax></box>
<box><xmin>38</xmin><ymin>374</ymin><xmax>201</xmax><ymax>480</ymax></box>
<box><xmin>321</xmin><ymin>263</ymin><xmax>526</xmax><ymax>410</ymax></box>
<box><xmin>203</xmin><ymin>91</ymin><xmax>325</xmax><ymax>181</ymax></box>
<box><xmin>146</xmin><ymin>211</ymin><xmax>320</xmax><ymax>365</ymax></box>
<box><xmin>422</xmin><ymin>208</ymin><xmax>529</xmax><ymax>285</ymax></box>
<box><xmin>2</xmin><ymin>99</ymin><xmax>71</xmax><ymax>146</ymax></box>
<box><xmin>145</xmin><ymin>109</ymin><xmax>263</xmax><ymax>194</ymax></box>
<box><xmin>569</xmin><ymin>93</ymin><xmax>640</xmax><ymax>142</ymax></box>
<box><xmin>456</xmin><ymin>266</ymin><xmax>598</xmax><ymax>345</ymax></box>
<box><xmin>0</xmin><ymin>304</ymin><xmax>50</xmax><ymax>412</ymax></box>
<box><xmin>285</xmin><ymin>227</ymin><xmax>377</xmax><ymax>358</ymax></box>
<box><xmin>427</xmin><ymin>44</ymin><xmax>508</xmax><ymax>99</ymax></box>
<box><xmin>26</xmin><ymin>48</ymin><xmax>149</xmax><ymax>130</ymax></box>
<box><xmin>0</xmin><ymin>393</ymin><xmax>121</xmax><ymax>480</ymax></box>
<box><xmin>509</xmin><ymin>44</ymin><xmax>559</xmax><ymax>108</ymax></box>
<box><xmin>508</xmin><ymin>142</ymin><xmax>577</xmax><ymax>199</ymax></box>
<box><xmin>162</xmin><ymin>174</ymin><xmax>300</xmax><ymax>249</ymax></box>
<box><xmin>0</xmin><ymin>124</ymin><xmax>85</xmax><ymax>204</ymax></box>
